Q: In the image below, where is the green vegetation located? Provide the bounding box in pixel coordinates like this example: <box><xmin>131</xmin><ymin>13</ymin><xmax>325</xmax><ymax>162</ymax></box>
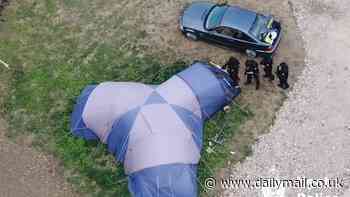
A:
<box><xmin>0</xmin><ymin>0</ymin><xmax>249</xmax><ymax>196</ymax></box>
<box><xmin>199</xmin><ymin>108</ymin><xmax>250</xmax><ymax>194</ymax></box>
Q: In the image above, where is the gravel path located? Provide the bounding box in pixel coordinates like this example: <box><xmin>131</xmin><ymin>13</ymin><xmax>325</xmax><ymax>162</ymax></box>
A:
<box><xmin>222</xmin><ymin>0</ymin><xmax>350</xmax><ymax>196</ymax></box>
<box><xmin>0</xmin><ymin>118</ymin><xmax>78</xmax><ymax>197</ymax></box>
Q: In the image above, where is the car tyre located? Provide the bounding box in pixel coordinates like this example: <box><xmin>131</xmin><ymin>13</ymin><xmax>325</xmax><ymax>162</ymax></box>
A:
<box><xmin>246</xmin><ymin>49</ymin><xmax>257</xmax><ymax>58</ymax></box>
<box><xmin>185</xmin><ymin>32</ymin><xmax>198</xmax><ymax>41</ymax></box>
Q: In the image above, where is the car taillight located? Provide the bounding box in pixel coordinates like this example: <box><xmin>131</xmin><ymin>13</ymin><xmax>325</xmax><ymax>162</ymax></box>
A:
<box><xmin>266</xmin><ymin>46</ymin><xmax>274</xmax><ymax>52</ymax></box>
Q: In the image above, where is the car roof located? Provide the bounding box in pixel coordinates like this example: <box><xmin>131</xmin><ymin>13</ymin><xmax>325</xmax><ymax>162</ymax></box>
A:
<box><xmin>220</xmin><ymin>6</ymin><xmax>257</xmax><ymax>34</ymax></box>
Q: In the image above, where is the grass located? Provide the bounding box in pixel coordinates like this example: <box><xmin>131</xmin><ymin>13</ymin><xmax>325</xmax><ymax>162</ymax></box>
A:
<box><xmin>0</xmin><ymin>0</ymin><xmax>250</xmax><ymax>196</ymax></box>
<box><xmin>198</xmin><ymin>107</ymin><xmax>250</xmax><ymax>194</ymax></box>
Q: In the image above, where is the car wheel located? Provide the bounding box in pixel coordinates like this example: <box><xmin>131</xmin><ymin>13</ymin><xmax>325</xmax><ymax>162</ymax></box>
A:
<box><xmin>185</xmin><ymin>32</ymin><xmax>198</xmax><ymax>41</ymax></box>
<box><xmin>246</xmin><ymin>49</ymin><xmax>257</xmax><ymax>58</ymax></box>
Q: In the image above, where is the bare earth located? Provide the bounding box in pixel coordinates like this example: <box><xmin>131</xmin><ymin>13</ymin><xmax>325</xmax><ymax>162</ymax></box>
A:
<box><xmin>222</xmin><ymin>0</ymin><xmax>350</xmax><ymax>196</ymax></box>
<box><xmin>0</xmin><ymin>117</ymin><xmax>78</xmax><ymax>197</ymax></box>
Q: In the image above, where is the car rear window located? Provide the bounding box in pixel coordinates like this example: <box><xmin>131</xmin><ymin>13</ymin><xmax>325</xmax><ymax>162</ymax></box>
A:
<box><xmin>249</xmin><ymin>14</ymin><xmax>268</xmax><ymax>40</ymax></box>
<box><xmin>206</xmin><ymin>5</ymin><xmax>228</xmax><ymax>29</ymax></box>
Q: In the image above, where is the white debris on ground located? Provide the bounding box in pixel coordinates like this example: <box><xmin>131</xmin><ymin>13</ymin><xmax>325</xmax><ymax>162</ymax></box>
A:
<box><xmin>0</xmin><ymin>59</ymin><xmax>9</xmax><ymax>69</ymax></box>
<box><xmin>222</xmin><ymin>0</ymin><xmax>350</xmax><ymax>196</ymax></box>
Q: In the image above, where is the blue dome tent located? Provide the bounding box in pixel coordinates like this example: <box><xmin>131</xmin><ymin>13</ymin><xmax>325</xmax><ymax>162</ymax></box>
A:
<box><xmin>70</xmin><ymin>61</ymin><xmax>240</xmax><ymax>196</ymax></box>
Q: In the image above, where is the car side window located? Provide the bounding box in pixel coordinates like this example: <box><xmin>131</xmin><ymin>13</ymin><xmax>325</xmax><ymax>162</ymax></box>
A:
<box><xmin>215</xmin><ymin>27</ymin><xmax>235</xmax><ymax>38</ymax></box>
<box><xmin>231</xmin><ymin>29</ymin><xmax>256</xmax><ymax>43</ymax></box>
<box><xmin>216</xmin><ymin>27</ymin><xmax>256</xmax><ymax>43</ymax></box>
<box><xmin>233</xmin><ymin>29</ymin><xmax>244</xmax><ymax>39</ymax></box>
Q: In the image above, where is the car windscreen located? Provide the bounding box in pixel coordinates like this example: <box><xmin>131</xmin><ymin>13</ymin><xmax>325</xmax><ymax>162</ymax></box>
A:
<box><xmin>249</xmin><ymin>14</ymin><xmax>269</xmax><ymax>40</ymax></box>
<box><xmin>205</xmin><ymin>5</ymin><xmax>228</xmax><ymax>29</ymax></box>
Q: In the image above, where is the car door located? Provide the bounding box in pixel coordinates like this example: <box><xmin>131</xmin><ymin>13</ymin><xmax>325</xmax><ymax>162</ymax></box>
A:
<box><xmin>232</xmin><ymin>29</ymin><xmax>266</xmax><ymax>52</ymax></box>
<box><xmin>248</xmin><ymin>33</ymin><xmax>271</xmax><ymax>52</ymax></box>
<box><xmin>205</xmin><ymin>27</ymin><xmax>255</xmax><ymax>51</ymax></box>
<box><xmin>203</xmin><ymin>27</ymin><xmax>239</xmax><ymax>48</ymax></box>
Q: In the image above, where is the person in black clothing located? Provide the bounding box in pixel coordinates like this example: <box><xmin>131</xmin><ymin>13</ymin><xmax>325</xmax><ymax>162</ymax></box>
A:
<box><xmin>276</xmin><ymin>62</ymin><xmax>289</xmax><ymax>89</ymax></box>
<box><xmin>260</xmin><ymin>55</ymin><xmax>275</xmax><ymax>81</ymax></box>
<box><xmin>222</xmin><ymin>56</ymin><xmax>240</xmax><ymax>83</ymax></box>
<box><xmin>244</xmin><ymin>59</ymin><xmax>260</xmax><ymax>90</ymax></box>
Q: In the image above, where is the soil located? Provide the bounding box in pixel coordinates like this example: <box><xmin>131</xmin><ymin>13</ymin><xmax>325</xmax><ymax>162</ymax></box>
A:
<box><xmin>0</xmin><ymin>118</ymin><xmax>79</xmax><ymax>197</ymax></box>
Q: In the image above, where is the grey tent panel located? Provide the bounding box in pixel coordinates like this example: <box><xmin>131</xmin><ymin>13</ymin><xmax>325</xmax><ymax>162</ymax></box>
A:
<box><xmin>82</xmin><ymin>82</ymin><xmax>154</xmax><ymax>142</ymax></box>
<box><xmin>125</xmin><ymin>129</ymin><xmax>200</xmax><ymax>174</ymax></box>
<box><xmin>156</xmin><ymin>76</ymin><xmax>202</xmax><ymax>119</ymax></box>
<box><xmin>126</xmin><ymin>110</ymin><xmax>153</xmax><ymax>147</ymax></box>
<box><xmin>125</xmin><ymin>104</ymin><xmax>200</xmax><ymax>173</ymax></box>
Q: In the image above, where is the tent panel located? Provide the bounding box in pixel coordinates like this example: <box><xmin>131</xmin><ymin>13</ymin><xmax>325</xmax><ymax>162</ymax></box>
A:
<box><xmin>70</xmin><ymin>85</ymin><xmax>99</xmax><ymax>140</ymax></box>
<box><xmin>177</xmin><ymin>62</ymin><xmax>226</xmax><ymax>120</ymax></box>
<box><xmin>128</xmin><ymin>164</ymin><xmax>198</xmax><ymax>197</ymax></box>
<box><xmin>127</xmin><ymin>111</ymin><xmax>153</xmax><ymax>148</ymax></box>
<box><xmin>144</xmin><ymin>91</ymin><xmax>167</xmax><ymax>105</ymax></box>
<box><xmin>137</xmin><ymin>104</ymin><xmax>192</xmax><ymax>138</ymax></box>
<box><xmin>106</xmin><ymin>107</ymin><xmax>140</xmax><ymax>162</ymax></box>
<box><xmin>206</xmin><ymin>65</ymin><xmax>241</xmax><ymax>102</ymax></box>
<box><xmin>82</xmin><ymin>82</ymin><xmax>153</xmax><ymax>142</ymax></box>
<box><xmin>124</xmin><ymin>132</ymin><xmax>200</xmax><ymax>174</ymax></box>
<box><xmin>156</xmin><ymin>76</ymin><xmax>202</xmax><ymax>119</ymax></box>
<box><xmin>170</xmin><ymin>104</ymin><xmax>204</xmax><ymax>150</ymax></box>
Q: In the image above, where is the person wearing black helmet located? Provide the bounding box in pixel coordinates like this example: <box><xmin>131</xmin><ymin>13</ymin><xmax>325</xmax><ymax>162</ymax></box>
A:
<box><xmin>244</xmin><ymin>59</ymin><xmax>260</xmax><ymax>90</ymax></box>
<box><xmin>260</xmin><ymin>55</ymin><xmax>275</xmax><ymax>81</ymax></box>
<box><xmin>276</xmin><ymin>62</ymin><xmax>289</xmax><ymax>89</ymax></box>
<box><xmin>222</xmin><ymin>56</ymin><xmax>240</xmax><ymax>84</ymax></box>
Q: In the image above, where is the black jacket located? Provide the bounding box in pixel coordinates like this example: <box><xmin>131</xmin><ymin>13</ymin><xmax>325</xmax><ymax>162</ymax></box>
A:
<box><xmin>276</xmin><ymin>63</ymin><xmax>289</xmax><ymax>78</ymax></box>
<box><xmin>260</xmin><ymin>56</ymin><xmax>273</xmax><ymax>67</ymax></box>
<box><xmin>223</xmin><ymin>57</ymin><xmax>240</xmax><ymax>74</ymax></box>
<box><xmin>245</xmin><ymin>60</ymin><xmax>259</xmax><ymax>75</ymax></box>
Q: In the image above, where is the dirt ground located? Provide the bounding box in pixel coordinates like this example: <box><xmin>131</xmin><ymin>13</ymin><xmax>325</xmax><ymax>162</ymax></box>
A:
<box><xmin>137</xmin><ymin>0</ymin><xmax>305</xmax><ymax>193</ymax></box>
<box><xmin>0</xmin><ymin>120</ymin><xmax>79</xmax><ymax>197</ymax></box>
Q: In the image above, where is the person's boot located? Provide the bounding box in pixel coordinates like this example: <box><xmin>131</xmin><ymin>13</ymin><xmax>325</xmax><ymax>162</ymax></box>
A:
<box><xmin>283</xmin><ymin>83</ymin><xmax>289</xmax><ymax>89</ymax></box>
